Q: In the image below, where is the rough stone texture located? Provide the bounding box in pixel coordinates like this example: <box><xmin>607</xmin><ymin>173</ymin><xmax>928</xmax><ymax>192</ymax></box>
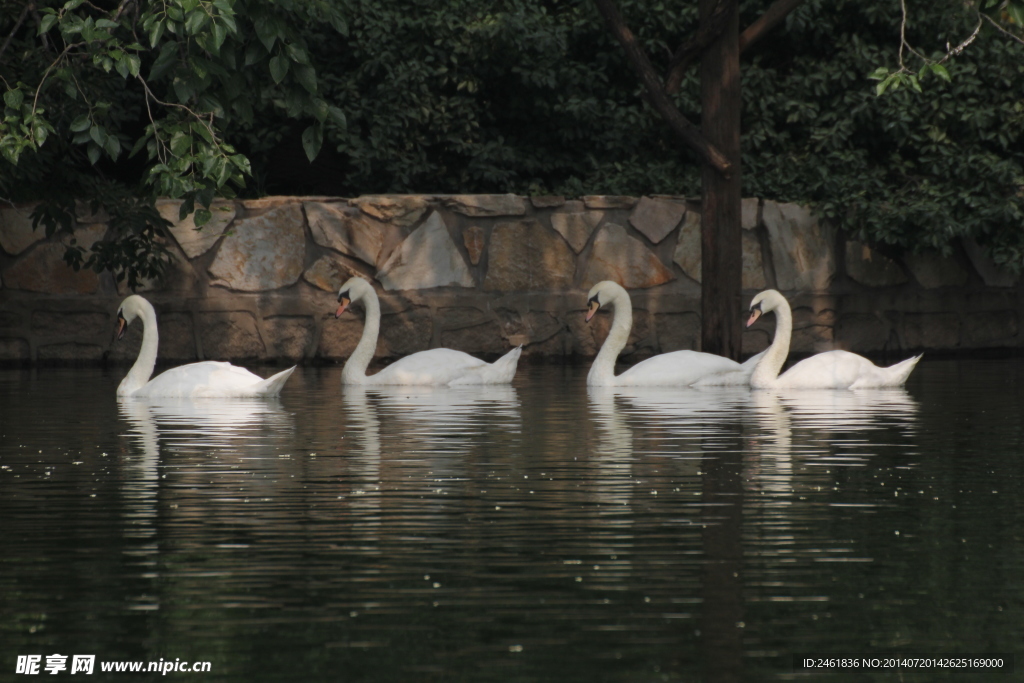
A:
<box><xmin>763</xmin><ymin>201</ymin><xmax>835</xmax><ymax>291</ymax></box>
<box><xmin>629</xmin><ymin>197</ymin><xmax>686</xmax><ymax>244</ymax></box>
<box><xmin>673</xmin><ymin>212</ymin><xmax>702</xmax><ymax>283</ymax></box>
<box><xmin>550</xmin><ymin>210</ymin><xmax>602</xmax><ymax>253</ymax></box>
<box><xmin>198</xmin><ymin>311</ymin><xmax>266</xmax><ymax>360</ymax></box>
<box><xmin>349</xmin><ymin>195</ymin><xmax>429</xmax><ymax>228</ymax></box>
<box><xmin>379</xmin><ymin>308</ymin><xmax>433</xmax><ymax>356</ymax></box>
<box><xmin>904</xmin><ymin>252</ymin><xmax>969</xmax><ymax>289</ymax></box>
<box><xmin>0</xmin><ymin>205</ymin><xmax>45</xmax><ymax>255</ymax></box>
<box><xmin>208</xmin><ymin>204</ymin><xmax>305</xmax><ymax>292</ymax></box>
<box><xmin>964</xmin><ymin>310</ymin><xmax>1019</xmax><ymax>346</ymax></box>
<box><xmin>302</xmin><ymin>254</ymin><xmax>365</xmax><ymax>293</ymax></box>
<box><xmin>439</xmin><ymin>307</ymin><xmax>493</xmax><ymax>331</ymax></box>
<box><xmin>583</xmin><ymin>224</ymin><xmax>674</xmax><ymax>290</ymax></box>
<box><xmin>484</xmin><ymin>220</ymin><xmax>575</xmax><ymax>292</ymax></box>
<box><xmin>836</xmin><ymin>313</ymin><xmax>893</xmax><ymax>353</ymax></box>
<box><xmin>158</xmin><ymin>199</ymin><xmax>236</xmax><ymax>258</ymax></box>
<box><xmin>264</xmin><ymin>316</ymin><xmax>315</xmax><ymax>360</ymax></box>
<box><xmin>530</xmin><ymin>196</ymin><xmax>565</xmax><ymax>209</ymax></box>
<box><xmin>742</xmin><ymin>328</ymin><xmax>772</xmax><ymax>355</ymax></box>
<box><xmin>0</xmin><ymin>338</ymin><xmax>30</xmax><ymax>361</ymax></box>
<box><xmin>106</xmin><ymin>311</ymin><xmax>197</xmax><ymax>363</ymax></box>
<box><xmin>37</xmin><ymin>343</ymin><xmax>104</xmax><ymax>363</ymax></box>
<box><xmin>741</xmin><ymin>198</ymin><xmax>760</xmax><ymax>230</ymax></box>
<box><xmin>790</xmin><ymin>305</ymin><xmax>836</xmax><ymax>353</ymax></box>
<box><xmin>655</xmin><ymin>312</ymin><xmax>701</xmax><ymax>352</ymax></box>
<box><xmin>317</xmin><ymin>315</ymin><xmax>363</xmax><ymax>360</ymax></box>
<box><xmin>31</xmin><ymin>311</ymin><xmax>109</xmax><ymax>341</ymax></box>
<box><xmin>2</xmin><ymin>225</ymin><xmax>106</xmax><ymax>294</ymax></box>
<box><xmin>377</xmin><ymin>211</ymin><xmax>474</xmax><ymax>290</ymax></box>
<box><xmin>440</xmin><ymin>321</ymin><xmax>507</xmax><ymax>354</ymax></box>
<box><xmin>902</xmin><ymin>312</ymin><xmax>961</xmax><ymax>349</ymax></box>
<box><xmin>571</xmin><ymin>307</ymin><xmax>651</xmax><ymax>356</ymax></box>
<box><xmin>742</xmin><ymin>231</ymin><xmax>767</xmax><ymax>290</ymax></box>
<box><xmin>845</xmin><ymin>241</ymin><xmax>908</xmax><ymax>288</ymax></box>
<box><xmin>583</xmin><ymin>196</ymin><xmax>637</xmax><ymax>210</ymax></box>
<box><xmin>463</xmin><ymin>226</ymin><xmax>485</xmax><ymax>265</ymax></box>
<box><xmin>442</xmin><ymin>194</ymin><xmax>526</xmax><ymax>217</ymax></box>
<box><xmin>963</xmin><ymin>239</ymin><xmax>1020</xmax><ymax>288</ymax></box>
<box><xmin>496</xmin><ymin>309</ymin><xmax>563</xmax><ymax>349</ymax></box>
<box><xmin>306</xmin><ymin>202</ymin><xmax>385</xmax><ymax>266</ymax></box>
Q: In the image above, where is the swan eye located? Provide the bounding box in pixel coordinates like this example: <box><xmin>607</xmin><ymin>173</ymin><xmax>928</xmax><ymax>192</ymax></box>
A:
<box><xmin>337</xmin><ymin>290</ymin><xmax>349</xmax><ymax>303</ymax></box>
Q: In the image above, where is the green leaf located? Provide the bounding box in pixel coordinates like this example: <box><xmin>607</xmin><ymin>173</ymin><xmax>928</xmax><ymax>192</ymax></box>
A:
<box><xmin>294</xmin><ymin>64</ymin><xmax>316</xmax><ymax>94</ymax></box>
<box><xmin>301</xmin><ymin>123</ymin><xmax>323</xmax><ymax>162</ymax></box>
<box><xmin>4</xmin><ymin>88</ymin><xmax>24</xmax><ymax>109</ymax></box>
<box><xmin>149</xmin><ymin>42</ymin><xmax>178</xmax><ymax>80</ymax></box>
<box><xmin>89</xmin><ymin>125</ymin><xmax>108</xmax><ymax>147</ymax></box>
<box><xmin>70</xmin><ymin>115</ymin><xmax>91</xmax><ymax>132</ymax></box>
<box><xmin>170</xmin><ymin>131</ymin><xmax>192</xmax><ymax>156</ymax></box>
<box><xmin>190</xmin><ymin>120</ymin><xmax>215</xmax><ymax>144</ymax></box>
<box><xmin>254</xmin><ymin>15</ymin><xmax>278</xmax><ymax>52</ymax></box>
<box><xmin>87</xmin><ymin>143</ymin><xmax>101</xmax><ymax>165</ymax></box>
<box><xmin>1009</xmin><ymin>2</ymin><xmax>1024</xmax><ymax>27</ymax></box>
<box><xmin>148</xmin><ymin>19</ymin><xmax>166</xmax><ymax>47</ymax></box>
<box><xmin>39</xmin><ymin>14</ymin><xmax>59</xmax><ymax>35</ymax></box>
<box><xmin>194</xmin><ymin>208</ymin><xmax>213</xmax><ymax>227</ymax></box>
<box><xmin>104</xmin><ymin>135</ymin><xmax>121</xmax><ymax>159</ymax></box>
<box><xmin>269</xmin><ymin>54</ymin><xmax>289</xmax><ymax>83</ymax></box>
<box><xmin>930</xmin><ymin>63</ymin><xmax>951</xmax><ymax>82</ymax></box>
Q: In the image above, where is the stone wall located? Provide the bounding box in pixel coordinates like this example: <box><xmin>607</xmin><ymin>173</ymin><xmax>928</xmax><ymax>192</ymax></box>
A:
<box><xmin>1</xmin><ymin>194</ymin><xmax>1021</xmax><ymax>366</ymax></box>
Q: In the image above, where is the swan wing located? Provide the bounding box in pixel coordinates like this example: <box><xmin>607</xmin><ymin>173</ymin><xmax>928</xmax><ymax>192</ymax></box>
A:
<box><xmin>614</xmin><ymin>350</ymin><xmax>742</xmax><ymax>386</ymax></box>
<box><xmin>134</xmin><ymin>361</ymin><xmax>283</xmax><ymax>398</ymax></box>
<box><xmin>773</xmin><ymin>350</ymin><xmax>904</xmax><ymax>389</ymax></box>
<box><xmin>367</xmin><ymin>348</ymin><xmax>488</xmax><ymax>385</ymax></box>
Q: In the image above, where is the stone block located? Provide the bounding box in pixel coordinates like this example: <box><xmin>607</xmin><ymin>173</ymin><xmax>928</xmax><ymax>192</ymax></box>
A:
<box><xmin>580</xmin><ymin>223</ymin><xmax>674</xmax><ymax>290</ymax></box>
<box><xmin>463</xmin><ymin>226</ymin><xmax>485</xmax><ymax>265</ymax></box>
<box><xmin>763</xmin><ymin>201</ymin><xmax>835</xmax><ymax>291</ymax></box>
<box><xmin>317</xmin><ymin>316</ymin><xmax>363</xmax><ymax>360</ymax></box>
<box><xmin>742</xmin><ymin>198</ymin><xmax>760</xmax><ymax>230</ymax></box>
<box><xmin>901</xmin><ymin>312</ymin><xmax>961</xmax><ymax>350</ymax></box>
<box><xmin>550</xmin><ymin>210</ymin><xmax>602</xmax><ymax>253</ymax></box>
<box><xmin>903</xmin><ymin>252</ymin><xmax>969</xmax><ymax>289</ymax></box>
<box><xmin>208</xmin><ymin>204</ymin><xmax>305</xmax><ymax>292</ymax></box>
<box><xmin>3</xmin><ymin>226</ymin><xmax>106</xmax><ymax>295</ymax></box>
<box><xmin>198</xmin><ymin>311</ymin><xmax>266</xmax><ymax>360</ymax></box>
<box><xmin>655</xmin><ymin>312</ymin><xmax>701</xmax><ymax>352</ymax></box>
<box><xmin>496</xmin><ymin>309</ymin><xmax>563</xmax><ymax>347</ymax></box>
<box><xmin>264</xmin><ymin>316</ymin><xmax>315</xmax><ymax>360</ymax></box>
<box><xmin>108</xmin><ymin>310</ymin><xmax>197</xmax><ymax>363</ymax></box>
<box><xmin>836</xmin><ymin>313</ymin><xmax>893</xmax><ymax>353</ymax></box>
<box><xmin>31</xmin><ymin>311</ymin><xmax>110</xmax><ymax>341</ymax></box>
<box><xmin>962</xmin><ymin>239</ymin><xmax>1020</xmax><ymax>288</ymax></box>
<box><xmin>440</xmin><ymin>321</ymin><xmax>507</xmax><ymax>354</ymax></box>
<box><xmin>673</xmin><ymin>211</ymin><xmax>702</xmax><ymax>282</ymax></box>
<box><xmin>306</xmin><ymin>202</ymin><xmax>386</xmax><ymax>266</ymax></box>
<box><xmin>742</xmin><ymin>328</ymin><xmax>772</xmax><ymax>356</ymax></box>
<box><xmin>964</xmin><ymin>310</ymin><xmax>1019</xmax><ymax>347</ymax></box>
<box><xmin>377</xmin><ymin>211</ymin><xmax>474</xmax><ymax>290</ymax></box>
<box><xmin>628</xmin><ymin>197</ymin><xmax>686</xmax><ymax>244</ymax></box>
<box><xmin>302</xmin><ymin>254</ymin><xmax>366</xmax><ymax>293</ymax></box>
<box><xmin>442</xmin><ymin>194</ymin><xmax>526</xmax><ymax>217</ymax></box>
<box><xmin>569</xmin><ymin>307</ymin><xmax>650</xmax><ymax>356</ymax></box>
<box><xmin>582</xmin><ymin>196</ymin><xmax>637</xmax><ymax>210</ymax></box>
<box><xmin>349</xmin><ymin>195</ymin><xmax>430</xmax><ymax>228</ymax></box>
<box><xmin>158</xmin><ymin>199</ymin><xmax>235</xmax><ymax>258</ymax></box>
<box><xmin>845</xmin><ymin>241</ymin><xmax>908</xmax><ymax>287</ymax></box>
<box><xmin>0</xmin><ymin>205</ymin><xmax>45</xmax><ymax>255</ymax></box>
<box><xmin>530</xmin><ymin>196</ymin><xmax>565</xmax><ymax>209</ymax></box>
<box><xmin>0</xmin><ymin>338</ymin><xmax>30</xmax><ymax>362</ymax></box>
<box><xmin>439</xmin><ymin>307</ymin><xmax>493</xmax><ymax>330</ymax></box>
<box><xmin>742</xmin><ymin>231</ymin><xmax>767</xmax><ymax>290</ymax></box>
<box><xmin>483</xmin><ymin>219</ymin><xmax>575</xmax><ymax>292</ymax></box>
<box><xmin>379</xmin><ymin>308</ymin><xmax>433</xmax><ymax>356</ymax></box>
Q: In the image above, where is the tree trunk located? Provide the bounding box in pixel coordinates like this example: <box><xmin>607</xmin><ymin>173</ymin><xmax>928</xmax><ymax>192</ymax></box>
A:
<box><xmin>699</xmin><ymin>0</ymin><xmax>742</xmax><ymax>360</ymax></box>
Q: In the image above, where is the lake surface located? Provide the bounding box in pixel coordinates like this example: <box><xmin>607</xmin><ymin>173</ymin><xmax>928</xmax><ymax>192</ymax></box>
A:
<box><xmin>1</xmin><ymin>359</ymin><xmax>1022</xmax><ymax>681</ymax></box>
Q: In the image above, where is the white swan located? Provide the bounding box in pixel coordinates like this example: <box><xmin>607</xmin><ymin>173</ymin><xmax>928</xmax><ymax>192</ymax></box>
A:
<box><xmin>334</xmin><ymin>277</ymin><xmax>521</xmax><ymax>385</ymax></box>
<box><xmin>746</xmin><ymin>289</ymin><xmax>921</xmax><ymax>389</ymax></box>
<box><xmin>585</xmin><ymin>280</ymin><xmax>764</xmax><ymax>387</ymax></box>
<box><xmin>115</xmin><ymin>295</ymin><xmax>295</xmax><ymax>398</ymax></box>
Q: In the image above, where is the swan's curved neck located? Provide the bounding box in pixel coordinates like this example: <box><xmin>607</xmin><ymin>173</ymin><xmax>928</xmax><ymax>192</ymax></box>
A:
<box><xmin>588</xmin><ymin>290</ymin><xmax>632</xmax><ymax>386</ymax></box>
<box><xmin>751</xmin><ymin>297</ymin><xmax>791</xmax><ymax>389</ymax></box>
<box><xmin>119</xmin><ymin>303</ymin><xmax>159</xmax><ymax>396</ymax></box>
<box><xmin>342</xmin><ymin>291</ymin><xmax>380</xmax><ymax>384</ymax></box>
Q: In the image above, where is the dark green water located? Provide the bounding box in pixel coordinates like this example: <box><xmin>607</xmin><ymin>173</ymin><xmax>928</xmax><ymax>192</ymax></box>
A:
<box><xmin>1</xmin><ymin>359</ymin><xmax>1021</xmax><ymax>681</ymax></box>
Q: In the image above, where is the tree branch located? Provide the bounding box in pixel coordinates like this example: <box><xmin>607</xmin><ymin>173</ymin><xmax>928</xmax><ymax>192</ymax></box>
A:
<box><xmin>0</xmin><ymin>2</ymin><xmax>34</xmax><ymax>65</ymax></box>
<box><xmin>665</xmin><ymin>0</ymin><xmax>804</xmax><ymax>94</ymax></box>
<box><xmin>592</xmin><ymin>0</ymin><xmax>731</xmax><ymax>176</ymax></box>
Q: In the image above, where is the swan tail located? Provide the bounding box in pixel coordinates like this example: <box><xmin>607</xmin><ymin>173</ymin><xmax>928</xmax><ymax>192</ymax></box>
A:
<box><xmin>252</xmin><ymin>366</ymin><xmax>296</xmax><ymax>396</ymax></box>
<box><xmin>449</xmin><ymin>346</ymin><xmax>522</xmax><ymax>385</ymax></box>
<box><xmin>885</xmin><ymin>353</ymin><xmax>922</xmax><ymax>386</ymax></box>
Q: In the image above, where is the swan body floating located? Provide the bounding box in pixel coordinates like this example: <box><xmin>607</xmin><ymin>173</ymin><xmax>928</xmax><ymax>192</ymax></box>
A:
<box><xmin>115</xmin><ymin>295</ymin><xmax>295</xmax><ymax>398</ymax></box>
<box><xmin>585</xmin><ymin>281</ymin><xmax>764</xmax><ymax>387</ymax></box>
<box><xmin>746</xmin><ymin>289</ymin><xmax>921</xmax><ymax>389</ymax></box>
<box><xmin>335</xmin><ymin>277</ymin><xmax>521</xmax><ymax>386</ymax></box>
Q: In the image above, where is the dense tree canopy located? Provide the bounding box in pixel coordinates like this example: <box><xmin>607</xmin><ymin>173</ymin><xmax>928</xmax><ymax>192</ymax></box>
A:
<box><xmin>2</xmin><ymin>0</ymin><xmax>1023</xmax><ymax>284</ymax></box>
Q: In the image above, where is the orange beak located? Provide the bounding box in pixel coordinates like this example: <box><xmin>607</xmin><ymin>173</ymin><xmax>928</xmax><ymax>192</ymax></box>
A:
<box><xmin>746</xmin><ymin>308</ymin><xmax>762</xmax><ymax>328</ymax></box>
<box><xmin>335</xmin><ymin>297</ymin><xmax>351</xmax><ymax>319</ymax></box>
<box><xmin>585</xmin><ymin>300</ymin><xmax>600</xmax><ymax>323</ymax></box>
<box><xmin>116</xmin><ymin>315</ymin><xmax>127</xmax><ymax>340</ymax></box>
